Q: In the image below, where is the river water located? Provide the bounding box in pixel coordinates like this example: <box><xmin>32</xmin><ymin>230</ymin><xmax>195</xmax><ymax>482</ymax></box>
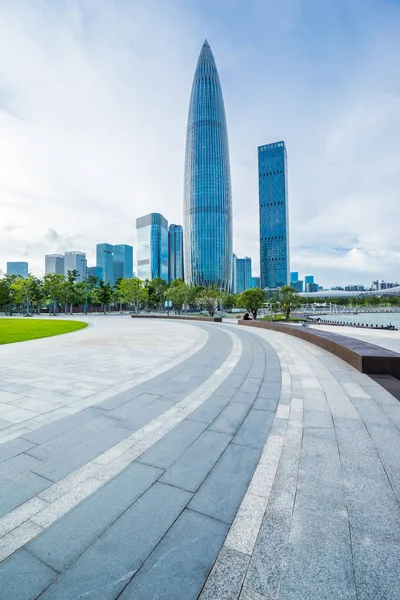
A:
<box><xmin>316</xmin><ymin>313</ymin><xmax>400</xmax><ymax>329</ymax></box>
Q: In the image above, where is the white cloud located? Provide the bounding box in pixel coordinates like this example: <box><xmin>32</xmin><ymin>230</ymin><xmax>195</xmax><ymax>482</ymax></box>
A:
<box><xmin>0</xmin><ymin>0</ymin><xmax>399</xmax><ymax>287</ymax></box>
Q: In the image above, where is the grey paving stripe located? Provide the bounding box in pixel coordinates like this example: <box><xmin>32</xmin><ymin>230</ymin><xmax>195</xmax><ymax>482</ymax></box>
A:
<box><xmin>0</xmin><ymin>327</ymin><xmax>241</xmax><ymax>564</ymax></box>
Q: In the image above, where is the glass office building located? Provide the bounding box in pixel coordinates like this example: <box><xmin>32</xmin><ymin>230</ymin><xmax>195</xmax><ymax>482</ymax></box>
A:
<box><xmin>96</xmin><ymin>243</ymin><xmax>114</xmax><ymax>285</ymax></box>
<box><xmin>136</xmin><ymin>213</ymin><xmax>168</xmax><ymax>282</ymax></box>
<box><xmin>45</xmin><ymin>254</ymin><xmax>65</xmax><ymax>275</ymax></box>
<box><xmin>64</xmin><ymin>252</ymin><xmax>86</xmax><ymax>281</ymax></box>
<box><xmin>87</xmin><ymin>266</ymin><xmax>103</xmax><ymax>279</ymax></box>
<box><xmin>258</xmin><ymin>141</ymin><xmax>289</xmax><ymax>289</ymax></box>
<box><xmin>168</xmin><ymin>225</ymin><xmax>184</xmax><ymax>282</ymax></box>
<box><xmin>7</xmin><ymin>262</ymin><xmax>28</xmax><ymax>278</ymax></box>
<box><xmin>113</xmin><ymin>245</ymin><xmax>133</xmax><ymax>281</ymax></box>
<box><xmin>184</xmin><ymin>40</ymin><xmax>232</xmax><ymax>291</ymax></box>
<box><xmin>251</xmin><ymin>276</ymin><xmax>261</xmax><ymax>289</ymax></box>
<box><xmin>233</xmin><ymin>256</ymin><xmax>252</xmax><ymax>294</ymax></box>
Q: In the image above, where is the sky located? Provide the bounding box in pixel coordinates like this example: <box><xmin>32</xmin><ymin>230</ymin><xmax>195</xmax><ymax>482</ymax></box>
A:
<box><xmin>0</xmin><ymin>0</ymin><xmax>399</xmax><ymax>287</ymax></box>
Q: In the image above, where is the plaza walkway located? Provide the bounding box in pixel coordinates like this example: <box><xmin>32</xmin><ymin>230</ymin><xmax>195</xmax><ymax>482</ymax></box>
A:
<box><xmin>0</xmin><ymin>316</ymin><xmax>399</xmax><ymax>599</ymax></box>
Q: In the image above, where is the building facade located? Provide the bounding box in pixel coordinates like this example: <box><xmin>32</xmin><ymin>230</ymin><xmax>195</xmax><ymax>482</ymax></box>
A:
<box><xmin>96</xmin><ymin>243</ymin><xmax>114</xmax><ymax>285</ymax></box>
<box><xmin>64</xmin><ymin>252</ymin><xmax>86</xmax><ymax>281</ymax></box>
<box><xmin>113</xmin><ymin>245</ymin><xmax>133</xmax><ymax>281</ymax></box>
<box><xmin>168</xmin><ymin>225</ymin><xmax>184</xmax><ymax>282</ymax></box>
<box><xmin>259</xmin><ymin>141</ymin><xmax>289</xmax><ymax>289</ymax></box>
<box><xmin>233</xmin><ymin>256</ymin><xmax>252</xmax><ymax>294</ymax></box>
<box><xmin>184</xmin><ymin>40</ymin><xmax>232</xmax><ymax>291</ymax></box>
<box><xmin>290</xmin><ymin>272</ymin><xmax>298</xmax><ymax>283</ymax></box>
<box><xmin>136</xmin><ymin>213</ymin><xmax>168</xmax><ymax>282</ymax></box>
<box><xmin>251</xmin><ymin>276</ymin><xmax>261</xmax><ymax>289</ymax></box>
<box><xmin>45</xmin><ymin>254</ymin><xmax>65</xmax><ymax>275</ymax></box>
<box><xmin>87</xmin><ymin>266</ymin><xmax>103</xmax><ymax>279</ymax></box>
<box><xmin>6</xmin><ymin>262</ymin><xmax>28</xmax><ymax>278</ymax></box>
<box><xmin>292</xmin><ymin>281</ymin><xmax>304</xmax><ymax>293</ymax></box>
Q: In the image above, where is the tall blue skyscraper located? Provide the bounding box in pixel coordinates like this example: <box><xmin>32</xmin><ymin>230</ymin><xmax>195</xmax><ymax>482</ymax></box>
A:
<box><xmin>290</xmin><ymin>271</ymin><xmax>299</xmax><ymax>283</ymax></box>
<box><xmin>184</xmin><ymin>40</ymin><xmax>232</xmax><ymax>291</ymax></box>
<box><xmin>113</xmin><ymin>245</ymin><xmax>133</xmax><ymax>281</ymax></box>
<box><xmin>259</xmin><ymin>141</ymin><xmax>289</xmax><ymax>289</ymax></box>
<box><xmin>96</xmin><ymin>243</ymin><xmax>114</xmax><ymax>284</ymax></box>
<box><xmin>168</xmin><ymin>225</ymin><xmax>184</xmax><ymax>282</ymax></box>
<box><xmin>136</xmin><ymin>213</ymin><xmax>168</xmax><ymax>282</ymax></box>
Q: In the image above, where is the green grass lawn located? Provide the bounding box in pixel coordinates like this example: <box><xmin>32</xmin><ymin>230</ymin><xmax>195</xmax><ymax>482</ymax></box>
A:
<box><xmin>0</xmin><ymin>318</ymin><xmax>88</xmax><ymax>345</ymax></box>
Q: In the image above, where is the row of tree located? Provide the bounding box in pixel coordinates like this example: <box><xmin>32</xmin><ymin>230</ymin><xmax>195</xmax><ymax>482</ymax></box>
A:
<box><xmin>2</xmin><ymin>271</ymin><xmax>395</xmax><ymax>319</ymax></box>
<box><xmin>0</xmin><ymin>272</ymin><xmax>305</xmax><ymax>319</ymax></box>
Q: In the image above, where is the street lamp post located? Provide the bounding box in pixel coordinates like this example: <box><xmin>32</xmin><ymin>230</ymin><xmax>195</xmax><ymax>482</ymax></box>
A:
<box><xmin>83</xmin><ymin>259</ymin><xmax>88</xmax><ymax>315</ymax></box>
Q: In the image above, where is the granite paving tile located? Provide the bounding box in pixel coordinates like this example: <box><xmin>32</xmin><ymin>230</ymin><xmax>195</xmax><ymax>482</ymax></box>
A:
<box><xmin>189</xmin><ymin>443</ymin><xmax>261</xmax><ymax>524</ymax></box>
<box><xmin>0</xmin><ymin>437</ymin><xmax>36</xmax><ymax>464</ymax></box>
<box><xmin>37</xmin><ymin>482</ymin><xmax>192</xmax><ymax>600</ymax></box>
<box><xmin>245</xmin><ymin>425</ymin><xmax>302</xmax><ymax>598</ymax></box>
<box><xmin>28</xmin><ymin>462</ymin><xmax>163</xmax><ymax>572</ymax></box>
<box><xmin>253</xmin><ymin>396</ymin><xmax>279</xmax><ymax>412</ymax></box>
<box><xmin>0</xmin><ymin>471</ymin><xmax>52</xmax><ymax>518</ymax></box>
<box><xmin>351</xmin><ymin>530</ymin><xmax>400</xmax><ymax>600</ymax></box>
<box><xmin>233</xmin><ymin>409</ymin><xmax>275</xmax><ymax>449</ymax></box>
<box><xmin>0</xmin><ymin>548</ymin><xmax>56</xmax><ymax>600</ymax></box>
<box><xmin>0</xmin><ymin>452</ymin><xmax>44</xmax><ymax>486</ymax></box>
<box><xmin>119</xmin><ymin>509</ymin><xmax>228</xmax><ymax>600</ymax></box>
<box><xmin>160</xmin><ymin>430</ymin><xmax>232</xmax><ymax>492</ymax></box>
<box><xmin>199</xmin><ymin>546</ymin><xmax>250</xmax><ymax>600</ymax></box>
<box><xmin>137</xmin><ymin>419</ymin><xmax>208</xmax><ymax>469</ymax></box>
<box><xmin>113</xmin><ymin>398</ymin><xmax>176</xmax><ymax>431</ymax></box>
<box><xmin>240</xmin><ymin>378</ymin><xmax>263</xmax><ymax>394</ymax></box>
<box><xmin>239</xmin><ymin>587</ymin><xmax>270</xmax><ymax>599</ymax></box>
<box><xmin>20</xmin><ymin>407</ymin><xmax>107</xmax><ymax>445</ymax></box>
<box><xmin>278</xmin><ymin>530</ymin><xmax>356</xmax><ymax>600</ymax></box>
<box><xmin>232</xmin><ymin>390</ymin><xmax>258</xmax><ymax>405</ymax></box>
<box><xmin>208</xmin><ymin>402</ymin><xmax>250</xmax><ymax>436</ymax></box>
<box><xmin>33</xmin><ymin>425</ymin><xmax>131</xmax><ymax>482</ymax></box>
<box><xmin>187</xmin><ymin>394</ymin><xmax>231</xmax><ymax>424</ymax></box>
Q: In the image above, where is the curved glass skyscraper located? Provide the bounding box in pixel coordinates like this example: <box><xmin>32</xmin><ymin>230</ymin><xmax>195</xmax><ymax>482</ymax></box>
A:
<box><xmin>184</xmin><ymin>40</ymin><xmax>232</xmax><ymax>291</ymax></box>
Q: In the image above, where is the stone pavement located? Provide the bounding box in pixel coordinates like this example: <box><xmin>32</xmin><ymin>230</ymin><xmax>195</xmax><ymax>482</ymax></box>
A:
<box><xmin>0</xmin><ymin>316</ymin><xmax>399</xmax><ymax>599</ymax></box>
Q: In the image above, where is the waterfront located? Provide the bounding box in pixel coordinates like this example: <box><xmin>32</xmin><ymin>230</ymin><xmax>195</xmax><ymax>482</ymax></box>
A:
<box><xmin>317</xmin><ymin>312</ymin><xmax>400</xmax><ymax>329</ymax></box>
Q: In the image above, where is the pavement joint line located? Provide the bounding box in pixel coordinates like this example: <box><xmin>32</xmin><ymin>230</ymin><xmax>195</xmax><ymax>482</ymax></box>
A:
<box><xmin>0</xmin><ymin>326</ymin><xmax>209</xmax><ymax>446</ymax></box>
<box><xmin>0</xmin><ymin>328</ymin><xmax>242</xmax><ymax>562</ymax></box>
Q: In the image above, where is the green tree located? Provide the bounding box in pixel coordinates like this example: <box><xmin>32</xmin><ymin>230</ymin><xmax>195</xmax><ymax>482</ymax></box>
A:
<box><xmin>65</xmin><ymin>270</ymin><xmax>80</xmax><ymax>314</ymax></box>
<box><xmin>152</xmin><ymin>277</ymin><xmax>168</xmax><ymax>311</ymax></box>
<box><xmin>117</xmin><ymin>278</ymin><xmax>147</xmax><ymax>313</ymax></box>
<box><xmin>280</xmin><ymin>285</ymin><xmax>302</xmax><ymax>320</ymax></box>
<box><xmin>98</xmin><ymin>280</ymin><xmax>113</xmax><ymax>314</ymax></box>
<box><xmin>221</xmin><ymin>293</ymin><xmax>236</xmax><ymax>311</ymax></box>
<box><xmin>186</xmin><ymin>285</ymin><xmax>203</xmax><ymax>309</ymax></box>
<box><xmin>167</xmin><ymin>279</ymin><xmax>188</xmax><ymax>313</ymax></box>
<box><xmin>10</xmin><ymin>277</ymin><xmax>31</xmax><ymax>314</ymax></box>
<box><xmin>196</xmin><ymin>285</ymin><xmax>220</xmax><ymax>317</ymax></box>
<box><xmin>43</xmin><ymin>273</ymin><xmax>65</xmax><ymax>314</ymax></box>
<box><xmin>0</xmin><ymin>278</ymin><xmax>12</xmax><ymax>311</ymax></box>
<box><xmin>28</xmin><ymin>276</ymin><xmax>45</xmax><ymax>314</ymax></box>
<box><xmin>236</xmin><ymin>288</ymin><xmax>267</xmax><ymax>319</ymax></box>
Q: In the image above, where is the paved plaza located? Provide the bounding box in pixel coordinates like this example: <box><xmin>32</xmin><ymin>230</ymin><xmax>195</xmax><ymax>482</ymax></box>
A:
<box><xmin>0</xmin><ymin>316</ymin><xmax>399</xmax><ymax>599</ymax></box>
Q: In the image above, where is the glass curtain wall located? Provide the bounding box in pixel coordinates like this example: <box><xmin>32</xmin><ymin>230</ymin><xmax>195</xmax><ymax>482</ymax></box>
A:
<box><xmin>184</xmin><ymin>40</ymin><xmax>232</xmax><ymax>291</ymax></box>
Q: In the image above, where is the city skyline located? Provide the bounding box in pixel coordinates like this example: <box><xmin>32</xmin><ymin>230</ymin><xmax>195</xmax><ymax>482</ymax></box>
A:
<box><xmin>0</xmin><ymin>1</ymin><xmax>399</xmax><ymax>285</ymax></box>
